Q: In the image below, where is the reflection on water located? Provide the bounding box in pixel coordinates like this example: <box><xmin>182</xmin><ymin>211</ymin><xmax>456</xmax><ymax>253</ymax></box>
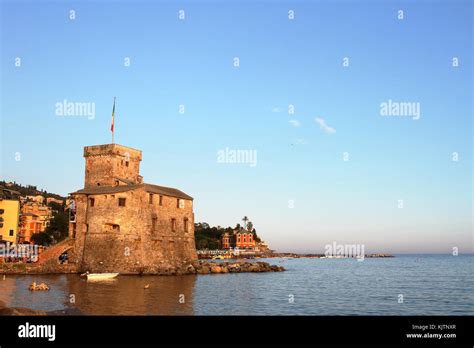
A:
<box><xmin>69</xmin><ymin>275</ymin><xmax>195</xmax><ymax>315</ymax></box>
<box><xmin>0</xmin><ymin>274</ymin><xmax>196</xmax><ymax>315</ymax></box>
<box><xmin>0</xmin><ymin>256</ymin><xmax>472</xmax><ymax>315</ymax></box>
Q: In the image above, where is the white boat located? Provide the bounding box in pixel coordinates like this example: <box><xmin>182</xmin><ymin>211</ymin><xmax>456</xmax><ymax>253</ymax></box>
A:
<box><xmin>86</xmin><ymin>273</ymin><xmax>119</xmax><ymax>281</ymax></box>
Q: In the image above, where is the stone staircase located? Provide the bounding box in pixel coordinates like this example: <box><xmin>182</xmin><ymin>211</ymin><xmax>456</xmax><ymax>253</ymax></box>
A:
<box><xmin>37</xmin><ymin>238</ymin><xmax>75</xmax><ymax>265</ymax></box>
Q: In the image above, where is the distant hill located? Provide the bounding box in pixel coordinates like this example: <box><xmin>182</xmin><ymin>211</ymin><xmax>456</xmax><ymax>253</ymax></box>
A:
<box><xmin>0</xmin><ymin>181</ymin><xmax>66</xmax><ymax>200</ymax></box>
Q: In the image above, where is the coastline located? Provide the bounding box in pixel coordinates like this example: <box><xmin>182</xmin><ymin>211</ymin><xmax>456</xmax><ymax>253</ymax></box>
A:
<box><xmin>262</xmin><ymin>252</ymin><xmax>394</xmax><ymax>258</ymax></box>
<box><xmin>0</xmin><ymin>259</ymin><xmax>285</xmax><ymax>275</ymax></box>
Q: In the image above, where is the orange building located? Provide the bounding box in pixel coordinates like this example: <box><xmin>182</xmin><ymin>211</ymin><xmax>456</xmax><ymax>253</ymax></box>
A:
<box><xmin>19</xmin><ymin>202</ymin><xmax>52</xmax><ymax>243</ymax></box>
<box><xmin>18</xmin><ymin>213</ymin><xmax>43</xmax><ymax>243</ymax></box>
<box><xmin>221</xmin><ymin>229</ymin><xmax>255</xmax><ymax>250</ymax></box>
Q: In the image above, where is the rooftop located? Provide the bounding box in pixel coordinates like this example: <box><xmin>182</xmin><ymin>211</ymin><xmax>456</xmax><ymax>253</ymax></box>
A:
<box><xmin>71</xmin><ymin>183</ymin><xmax>193</xmax><ymax>200</ymax></box>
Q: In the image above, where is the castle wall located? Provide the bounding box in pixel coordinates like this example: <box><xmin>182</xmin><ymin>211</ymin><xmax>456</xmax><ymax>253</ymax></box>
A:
<box><xmin>71</xmin><ymin>188</ymin><xmax>196</xmax><ymax>273</ymax></box>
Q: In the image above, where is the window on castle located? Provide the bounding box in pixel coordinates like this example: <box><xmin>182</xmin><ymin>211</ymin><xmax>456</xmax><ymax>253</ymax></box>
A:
<box><xmin>115</xmin><ymin>180</ymin><xmax>119</xmax><ymax>186</ymax></box>
<box><xmin>89</xmin><ymin>198</ymin><xmax>95</xmax><ymax>207</ymax></box>
<box><xmin>171</xmin><ymin>218</ymin><xmax>176</xmax><ymax>232</ymax></box>
<box><xmin>159</xmin><ymin>195</ymin><xmax>163</xmax><ymax>206</ymax></box>
<box><xmin>125</xmin><ymin>161</ymin><xmax>129</xmax><ymax>167</ymax></box>
<box><xmin>176</xmin><ymin>199</ymin><xmax>180</xmax><ymax>208</ymax></box>
<box><xmin>178</xmin><ymin>199</ymin><xmax>185</xmax><ymax>209</ymax></box>
<box><xmin>152</xmin><ymin>217</ymin><xmax>157</xmax><ymax>231</ymax></box>
<box><xmin>9</xmin><ymin>230</ymin><xmax>14</xmax><ymax>236</ymax></box>
<box><xmin>184</xmin><ymin>218</ymin><xmax>189</xmax><ymax>233</ymax></box>
<box><xmin>103</xmin><ymin>223</ymin><xmax>120</xmax><ymax>233</ymax></box>
<box><xmin>118</xmin><ymin>198</ymin><xmax>126</xmax><ymax>207</ymax></box>
<box><xmin>149</xmin><ymin>194</ymin><xmax>154</xmax><ymax>204</ymax></box>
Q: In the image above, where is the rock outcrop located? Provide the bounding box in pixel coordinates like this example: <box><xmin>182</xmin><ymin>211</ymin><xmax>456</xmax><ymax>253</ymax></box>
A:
<box><xmin>187</xmin><ymin>261</ymin><xmax>285</xmax><ymax>275</ymax></box>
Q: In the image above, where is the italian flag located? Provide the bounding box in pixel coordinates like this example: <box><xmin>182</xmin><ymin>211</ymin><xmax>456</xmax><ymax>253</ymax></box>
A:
<box><xmin>111</xmin><ymin>97</ymin><xmax>115</xmax><ymax>133</ymax></box>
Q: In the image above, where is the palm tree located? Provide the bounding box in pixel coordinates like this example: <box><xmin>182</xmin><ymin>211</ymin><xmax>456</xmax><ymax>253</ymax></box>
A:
<box><xmin>242</xmin><ymin>216</ymin><xmax>249</xmax><ymax>230</ymax></box>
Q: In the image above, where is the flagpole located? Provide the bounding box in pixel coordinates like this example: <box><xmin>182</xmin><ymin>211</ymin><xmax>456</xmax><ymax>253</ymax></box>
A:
<box><xmin>111</xmin><ymin>97</ymin><xmax>116</xmax><ymax>144</ymax></box>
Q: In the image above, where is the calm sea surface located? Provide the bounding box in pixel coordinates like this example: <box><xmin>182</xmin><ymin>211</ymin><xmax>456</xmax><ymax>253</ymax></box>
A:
<box><xmin>0</xmin><ymin>255</ymin><xmax>472</xmax><ymax>315</ymax></box>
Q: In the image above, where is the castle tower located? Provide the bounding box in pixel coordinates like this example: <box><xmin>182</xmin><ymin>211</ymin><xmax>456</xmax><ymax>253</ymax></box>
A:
<box><xmin>83</xmin><ymin>144</ymin><xmax>142</xmax><ymax>188</ymax></box>
<box><xmin>69</xmin><ymin>142</ymin><xmax>196</xmax><ymax>274</ymax></box>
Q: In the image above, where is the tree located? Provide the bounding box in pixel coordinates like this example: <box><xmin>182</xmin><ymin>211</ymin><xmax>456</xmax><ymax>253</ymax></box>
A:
<box><xmin>197</xmin><ymin>239</ymin><xmax>208</xmax><ymax>250</ymax></box>
<box><xmin>48</xmin><ymin>201</ymin><xmax>64</xmax><ymax>212</ymax></box>
<box><xmin>44</xmin><ymin>210</ymin><xmax>69</xmax><ymax>243</ymax></box>
<box><xmin>242</xmin><ymin>216</ymin><xmax>249</xmax><ymax>230</ymax></box>
<box><xmin>31</xmin><ymin>232</ymin><xmax>52</xmax><ymax>246</ymax></box>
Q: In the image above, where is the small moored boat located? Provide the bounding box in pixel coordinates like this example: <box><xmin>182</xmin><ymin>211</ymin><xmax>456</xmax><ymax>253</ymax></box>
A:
<box><xmin>86</xmin><ymin>273</ymin><xmax>119</xmax><ymax>281</ymax></box>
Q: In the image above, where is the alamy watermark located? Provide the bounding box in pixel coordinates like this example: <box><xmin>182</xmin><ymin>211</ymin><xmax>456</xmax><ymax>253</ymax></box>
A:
<box><xmin>0</xmin><ymin>242</ymin><xmax>39</xmax><ymax>261</ymax></box>
<box><xmin>55</xmin><ymin>99</ymin><xmax>95</xmax><ymax>119</ymax></box>
<box><xmin>217</xmin><ymin>147</ymin><xmax>257</xmax><ymax>167</ymax></box>
<box><xmin>380</xmin><ymin>99</ymin><xmax>420</xmax><ymax>120</ymax></box>
<box><xmin>324</xmin><ymin>241</ymin><xmax>365</xmax><ymax>261</ymax></box>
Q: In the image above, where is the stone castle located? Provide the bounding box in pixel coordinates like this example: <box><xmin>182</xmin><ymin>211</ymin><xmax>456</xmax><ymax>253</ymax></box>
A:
<box><xmin>68</xmin><ymin>143</ymin><xmax>197</xmax><ymax>274</ymax></box>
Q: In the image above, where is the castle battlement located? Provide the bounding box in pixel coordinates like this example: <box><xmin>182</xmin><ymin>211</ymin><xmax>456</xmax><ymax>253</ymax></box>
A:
<box><xmin>84</xmin><ymin>144</ymin><xmax>142</xmax><ymax>160</ymax></box>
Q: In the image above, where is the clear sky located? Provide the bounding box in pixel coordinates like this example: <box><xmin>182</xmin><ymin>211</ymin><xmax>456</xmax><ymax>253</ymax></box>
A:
<box><xmin>1</xmin><ymin>0</ymin><xmax>472</xmax><ymax>253</ymax></box>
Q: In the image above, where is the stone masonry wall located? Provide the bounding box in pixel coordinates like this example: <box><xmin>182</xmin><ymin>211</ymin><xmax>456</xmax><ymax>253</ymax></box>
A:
<box><xmin>84</xmin><ymin>144</ymin><xmax>142</xmax><ymax>188</ymax></box>
<box><xmin>71</xmin><ymin>188</ymin><xmax>196</xmax><ymax>274</ymax></box>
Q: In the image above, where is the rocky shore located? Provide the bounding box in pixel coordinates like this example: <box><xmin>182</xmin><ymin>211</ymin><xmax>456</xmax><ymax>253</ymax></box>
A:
<box><xmin>0</xmin><ymin>299</ymin><xmax>81</xmax><ymax>316</ymax></box>
<box><xmin>192</xmin><ymin>261</ymin><xmax>285</xmax><ymax>274</ymax></box>
<box><xmin>0</xmin><ymin>299</ymin><xmax>47</xmax><ymax>316</ymax></box>
<box><xmin>0</xmin><ymin>260</ymin><xmax>285</xmax><ymax>275</ymax></box>
<box><xmin>133</xmin><ymin>260</ymin><xmax>285</xmax><ymax>275</ymax></box>
<box><xmin>264</xmin><ymin>253</ymin><xmax>394</xmax><ymax>258</ymax></box>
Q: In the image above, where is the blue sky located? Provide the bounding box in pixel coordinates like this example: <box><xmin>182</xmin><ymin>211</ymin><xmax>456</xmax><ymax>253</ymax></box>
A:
<box><xmin>1</xmin><ymin>0</ymin><xmax>472</xmax><ymax>253</ymax></box>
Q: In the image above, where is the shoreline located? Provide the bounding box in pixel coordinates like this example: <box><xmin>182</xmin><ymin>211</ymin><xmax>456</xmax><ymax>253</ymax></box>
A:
<box><xmin>0</xmin><ymin>260</ymin><xmax>285</xmax><ymax>276</ymax></box>
<box><xmin>264</xmin><ymin>253</ymin><xmax>394</xmax><ymax>258</ymax></box>
<box><xmin>198</xmin><ymin>252</ymin><xmax>395</xmax><ymax>259</ymax></box>
<box><xmin>0</xmin><ymin>253</ymin><xmax>397</xmax><ymax>275</ymax></box>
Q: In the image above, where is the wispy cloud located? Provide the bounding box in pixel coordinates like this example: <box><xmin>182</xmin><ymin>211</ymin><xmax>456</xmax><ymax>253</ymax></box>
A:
<box><xmin>314</xmin><ymin>117</ymin><xmax>336</xmax><ymax>134</ymax></box>
<box><xmin>289</xmin><ymin>119</ymin><xmax>300</xmax><ymax>127</ymax></box>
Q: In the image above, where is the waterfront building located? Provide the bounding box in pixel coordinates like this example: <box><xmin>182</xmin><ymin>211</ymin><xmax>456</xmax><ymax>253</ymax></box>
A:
<box><xmin>0</xmin><ymin>186</ymin><xmax>21</xmax><ymax>244</ymax></box>
<box><xmin>254</xmin><ymin>240</ymin><xmax>271</xmax><ymax>254</ymax></box>
<box><xmin>221</xmin><ymin>229</ymin><xmax>256</xmax><ymax>250</ymax></box>
<box><xmin>68</xmin><ymin>143</ymin><xmax>197</xmax><ymax>273</ymax></box>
